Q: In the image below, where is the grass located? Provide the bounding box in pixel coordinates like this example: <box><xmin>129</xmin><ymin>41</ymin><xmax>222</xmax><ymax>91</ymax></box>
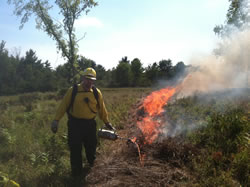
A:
<box><xmin>0</xmin><ymin>88</ymin><xmax>152</xmax><ymax>186</ymax></box>
<box><xmin>0</xmin><ymin>87</ymin><xmax>249</xmax><ymax>186</ymax></box>
<box><xmin>164</xmin><ymin>89</ymin><xmax>250</xmax><ymax>186</ymax></box>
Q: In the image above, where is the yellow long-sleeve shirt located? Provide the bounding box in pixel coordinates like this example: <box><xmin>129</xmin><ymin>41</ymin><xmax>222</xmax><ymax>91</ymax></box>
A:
<box><xmin>54</xmin><ymin>84</ymin><xmax>109</xmax><ymax>124</ymax></box>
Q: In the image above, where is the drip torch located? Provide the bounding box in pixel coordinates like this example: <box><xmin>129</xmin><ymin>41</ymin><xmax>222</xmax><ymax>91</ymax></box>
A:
<box><xmin>98</xmin><ymin>128</ymin><xmax>133</xmax><ymax>143</ymax></box>
<box><xmin>98</xmin><ymin>128</ymin><xmax>143</xmax><ymax>165</ymax></box>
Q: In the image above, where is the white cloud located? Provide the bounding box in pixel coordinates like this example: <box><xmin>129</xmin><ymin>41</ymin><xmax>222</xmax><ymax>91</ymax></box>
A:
<box><xmin>75</xmin><ymin>17</ymin><xmax>103</xmax><ymax>28</ymax></box>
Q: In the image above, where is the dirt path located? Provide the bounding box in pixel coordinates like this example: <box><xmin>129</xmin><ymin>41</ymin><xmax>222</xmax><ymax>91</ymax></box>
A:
<box><xmin>84</xmin><ymin>101</ymin><xmax>198</xmax><ymax>187</ymax></box>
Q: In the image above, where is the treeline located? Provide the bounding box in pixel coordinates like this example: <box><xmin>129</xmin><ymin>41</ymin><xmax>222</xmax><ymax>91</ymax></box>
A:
<box><xmin>0</xmin><ymin>41</ymin><xmax>188</xmax><ymax>95</ymax></box>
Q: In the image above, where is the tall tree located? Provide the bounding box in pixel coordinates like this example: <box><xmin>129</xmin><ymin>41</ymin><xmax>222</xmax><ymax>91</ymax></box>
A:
<box><xmin>159</xmin><ymin>59</ymin><xmax>173</xmax><ymax>79</ymax></box>
<box><xmin>145</xmin><ymin>62</ymin><xmax>159</xmax><ymax>84</ymax></box>
<box><xmin>120</xmin><ymin>56</ymin><xmax>130</xmax><ymax>64</ymax></box>
<box><xmin>116</xmin><ymin>57</ymin><xmax>131</xmax><ymax>87</ymax></box>
<box><xmin>213</xmin><ymin>0</ymin><xmax>249</xmax><ymax>87</ymax></box>
<box><xmin>17</xmin><ymin>49</ymin><xmax>41</xmax><ymax>92</ymax></box>
<box><xmin>78</xmin><ymin>56</ymin><xmax>96</xmax><ymax>70</ymax></box>
<box><xmin>8</xmin><ymin>0</ymin><xmax>97</xmax><ymax>83</ymax></box>
<box><xmin>173</xmin><ymin>61</ymin><xmax>185</xmax><ymax>74</ymax></box>
<box><xmin>214</xmin><ymin>0</ymin><xmax>250</xmax><ymax>37</ymax></box>
<box><xmin>131</xmin><ymin>58</ymin><xmax>143</xmax><ymax>86</ymax></box>
<box><xmin>0</xmin><ymin>41</ymin><xmax>12</xmax><ymax>94</ymax></box>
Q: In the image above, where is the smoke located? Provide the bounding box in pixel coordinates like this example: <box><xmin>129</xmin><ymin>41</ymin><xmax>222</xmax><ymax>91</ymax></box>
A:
<box><xmin>164</xmin><ymin>5</ymin><xmax>250</xmax><ymax>138</ymax></box>
<box><xmin>138</xmin><ymin>28</ymin><xmax>250</xmax><ymax>143</ymax></box>
<box><xmin>157</xmin><ymin>29</ymin><xmax>250</xmax><ymax>140</ymax></box>
<box><xmin>176</xmin><ymin>29</ymin><xmax>250</xmax><ymax>98</ymax></box>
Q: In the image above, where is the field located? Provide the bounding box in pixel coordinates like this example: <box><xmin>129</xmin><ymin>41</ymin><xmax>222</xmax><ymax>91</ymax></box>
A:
<box><xmin>0</xmin><ymin>87</ymin><xmax>249</xmax><ymax>186</ymax></box>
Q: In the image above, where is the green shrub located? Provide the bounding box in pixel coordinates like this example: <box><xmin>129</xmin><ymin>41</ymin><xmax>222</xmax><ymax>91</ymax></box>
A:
<box><xmin>192</xmin><ymin>107</ymin><xmax>246</xmax><ymax>155</ymax></box>
<box><xmin>18</xmin><ymin>93</ymin><xmax>42</xmax><ymax>105</ymax></box>
<box><xmin>57</xmin><ymin>88</ymin><xmax>68</xmax><ymax>98</ymax></box>
<box><xmin>232</xmin><ymin>146</ymin><xmax>250</xmax><ymax>185</ymax></box>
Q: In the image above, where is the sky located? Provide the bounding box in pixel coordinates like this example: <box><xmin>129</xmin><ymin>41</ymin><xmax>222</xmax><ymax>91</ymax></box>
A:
<box><xmin>0</xmin><ymin>0</ymin><xmax>229</xmax><ymax>70</ymax></box>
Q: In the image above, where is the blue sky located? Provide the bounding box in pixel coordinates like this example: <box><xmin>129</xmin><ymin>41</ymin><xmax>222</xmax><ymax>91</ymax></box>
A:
<box><xmin>0</xmin><ymin>0</ymin><xmax>229</xmax><ymax>69</ymax></box>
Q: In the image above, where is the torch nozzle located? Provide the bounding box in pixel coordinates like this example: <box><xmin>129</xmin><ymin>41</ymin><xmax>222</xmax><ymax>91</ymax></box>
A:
<box><xmin>116</xmin><ymin>136</ymin><xmax>135</xmax><ymax>145</ymax></box>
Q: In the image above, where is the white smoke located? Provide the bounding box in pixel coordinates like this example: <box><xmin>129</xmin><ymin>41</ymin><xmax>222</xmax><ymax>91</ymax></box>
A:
<box><xmin>158</xmin><ymin>29</ymin><xmax>250</xmax><ymax>140</ymax></box>
<box><xmin>176</xmin><ymin>29</ymin><xmax>250</xmax><ymax>98</ymax></box>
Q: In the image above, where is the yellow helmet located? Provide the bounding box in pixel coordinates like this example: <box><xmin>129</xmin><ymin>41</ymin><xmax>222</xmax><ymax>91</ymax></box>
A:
<box><xmin>82</xmin><ymin>67</ymin><xmax>96</xmax><ymax>80</ymax></box>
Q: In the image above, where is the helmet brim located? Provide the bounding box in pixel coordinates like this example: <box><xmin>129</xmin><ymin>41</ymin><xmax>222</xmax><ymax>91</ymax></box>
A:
<box><xmin>85</xmin><ymin>76</ymin><xmax>96</xmax><ymax>80</ymax></box>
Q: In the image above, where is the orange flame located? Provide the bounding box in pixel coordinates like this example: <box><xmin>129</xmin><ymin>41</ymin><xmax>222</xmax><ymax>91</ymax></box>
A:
<box><xmin>137</xmin><ymin>87</ymin><xmax>176</xmax><ymax>144</ymax></box>
<box><xmin>130</xmin><ymin>137</ymin><xmax>144</xmax><ymax>166</ymax></box>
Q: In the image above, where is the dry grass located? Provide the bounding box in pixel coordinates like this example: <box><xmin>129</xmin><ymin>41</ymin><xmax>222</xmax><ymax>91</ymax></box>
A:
<box><xmin>85</xmin><ymin>100</ymin><xmax>198</xmax><ymax>187</ymax></box>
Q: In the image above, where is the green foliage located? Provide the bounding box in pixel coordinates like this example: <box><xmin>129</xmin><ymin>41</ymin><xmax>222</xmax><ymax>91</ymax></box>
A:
<box><xmin>163</xmin><ymin>90</ymin><xmax>250</xmax><ymax>186</ymax></box>
<box><xmin>201</xmin><ymin>108</ymin><xmax>245</xmax><ymax>154</ymax></box>
<box><xmin>0</xmin><ymin>40</ymin><xmax>189</xmax><ymax>94</ymax></box>
<box><xmin>214</xmin><ymin>0</ymin><xmax>250</xmax><ymax>36</ymax></box>
<box><xmin>115</xmin><ymin>57</ymin><xmax>132</xmax><ymax>87</ymax></box>
<box><xmin>0</xmin><ymin>44</ymin><xmax>58</xmax><ymax>95</ymax></box>
<box><xmin>131</xmin><ymin>58</ymin><xmax>144</xmax><ymax>87</ymax></box>
<box><xmin>57</xmin><ymin>87</ymin><xmax>68</xmax><ymax>98</ymax></box>
<box><xmin>0</xmin><ymin>88</ymin><xmax>151</xmax><ymax>186</ymax></box>
<box><xmin>192</xmin><ymin>154</ymin><xmax>239</xmax><ymax>187</ymax></box>
<box><xmin>145</xmin><ymin>62</ymin><xmax>160</xmax><ymax>83</ymax></box>
<box><xmin>8</xmin><ymin>0</ymin><xmax>97</xmax><ymax>84</ymax></box>
<box><xmin>158</xmin><ymin>59</ymin><xmax>173</xmax><ymax>79</ymax></box>
<box><xmin>232</xmin><ymin>146</ymin><xmax>250</xmax><ymax>185</ymax></box>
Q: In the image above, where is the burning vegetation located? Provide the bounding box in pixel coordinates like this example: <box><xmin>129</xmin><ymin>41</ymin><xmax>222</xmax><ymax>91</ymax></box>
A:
<box><xmin>86</xmin><ymin>85</ymin><xmax>200</xmax><ymax>186</ymax></box>
<box><xmin>86</xmin><ymin>85</ymin><xmax>249</xmax><ymax>186</ymax></box>
<box><xmin>86</xmin><ymin>73</ymin><xmax>249</xmax><ymax>186</ymax></box>
<box><xmin>86</xmin><ymin>29</ymin><xmax>250</xmax><ymax>186</ymax></box>
<box><xmin>136</xmin><ymin>87</ymin><xmax>177</xmax><ymax>145</ymax></box>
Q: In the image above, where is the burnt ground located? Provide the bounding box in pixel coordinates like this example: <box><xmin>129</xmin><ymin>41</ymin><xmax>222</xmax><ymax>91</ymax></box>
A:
<box><xmin>83</xmin><ymin>100</ymin><xmax>199</xmax><ymax>187</ymax></box>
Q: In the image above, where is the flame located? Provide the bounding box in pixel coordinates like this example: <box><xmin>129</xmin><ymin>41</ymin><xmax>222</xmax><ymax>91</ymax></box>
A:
<box><xmin>142</xmin><ymin>87</ymin><xmax>176</xmax><ymax>116</ymax></box>
<box><xmin>137</xmin><ymin>87</ymin><xmax>176</xmax><ymax>144</ymax></box>
<box><xmin>130</xmin><ymin>137</ymin><xmax>144</xmax><ymax>166</ymax></box>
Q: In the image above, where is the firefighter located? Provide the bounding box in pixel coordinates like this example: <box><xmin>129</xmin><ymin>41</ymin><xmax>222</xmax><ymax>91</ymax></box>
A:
<box><xmin>51</xmin><ymin>67</ymin><xmax>114</xmax><ymax>178</ymax></box>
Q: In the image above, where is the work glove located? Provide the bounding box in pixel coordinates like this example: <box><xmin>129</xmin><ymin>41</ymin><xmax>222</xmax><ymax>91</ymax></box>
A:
<box><xmin>51</xmin><ymin>120</ymin><xmax>59</xmax><ymax>134</ymax></box>
<box><xmin>105</xmin><ymin>122</ymin><xmax>115</xmax><ymax>131</ymax></box>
